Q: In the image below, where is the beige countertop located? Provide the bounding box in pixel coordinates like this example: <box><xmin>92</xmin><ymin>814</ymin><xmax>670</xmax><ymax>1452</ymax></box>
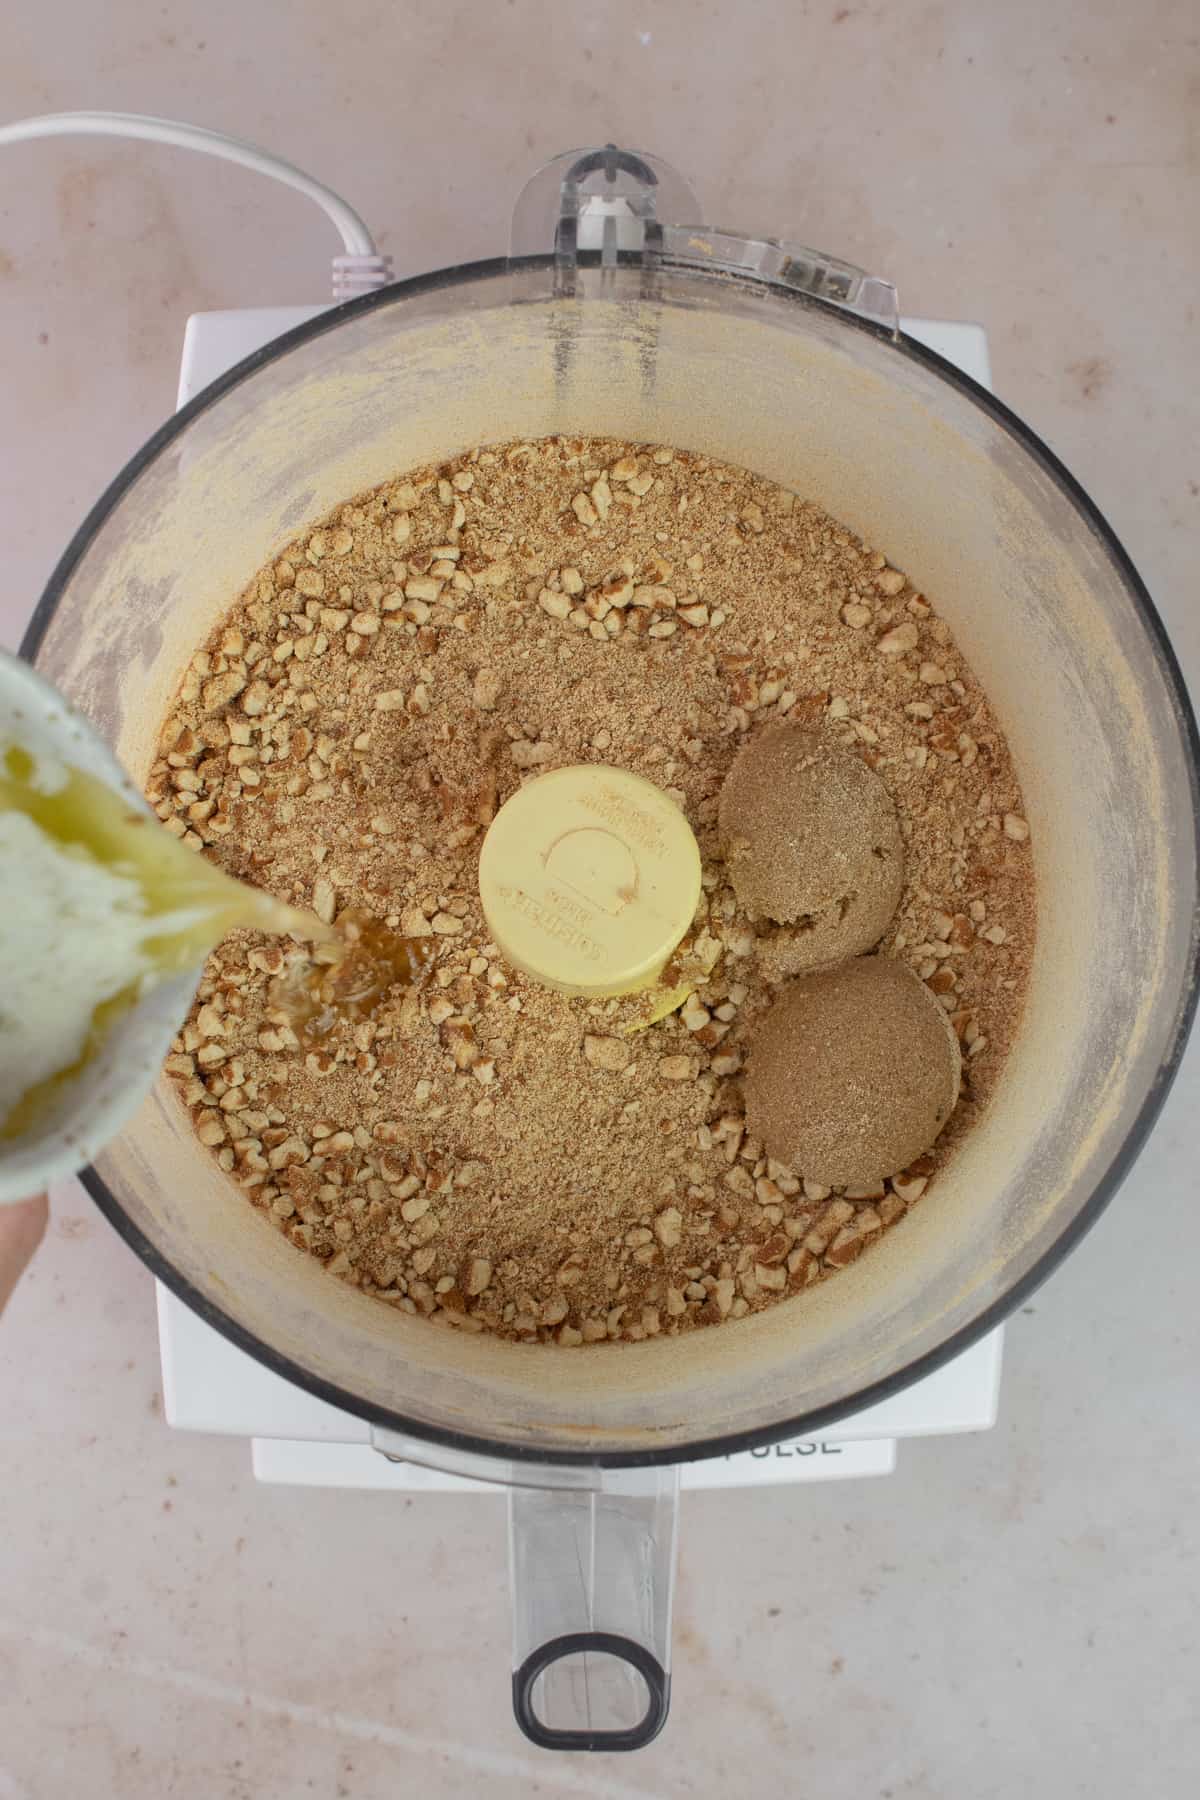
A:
<box><xmin>1</xmin><ymin>3</ymin><xmax>1198</xmax><ymax>1795</ymax></box>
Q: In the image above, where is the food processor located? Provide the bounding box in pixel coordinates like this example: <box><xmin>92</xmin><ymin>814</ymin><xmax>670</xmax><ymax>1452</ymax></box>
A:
<box><xmin>20</xmin><ymin>145</ymin><xmax>1200</xmax><ymax>1749</ymax></box>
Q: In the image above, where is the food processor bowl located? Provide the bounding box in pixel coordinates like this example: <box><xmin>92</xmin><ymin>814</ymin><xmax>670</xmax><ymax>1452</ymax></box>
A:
<box><xmin>22</xmin><ymin>150</ymin><xmax>1199</xmax><ymax>1747</ymax></box>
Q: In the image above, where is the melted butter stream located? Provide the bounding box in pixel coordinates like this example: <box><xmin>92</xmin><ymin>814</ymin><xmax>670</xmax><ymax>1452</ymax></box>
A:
<box><xmin>0</xmin><ymin>746</ymin><xmax>429</xmax><ymax>1135</ymax></box>
<box><xmin>626</xmin><ymin>929</ymin><xmax>724</xmax><ymax>1032</ymax></box>
<box><xmin>269</xmin><ymin>909</ymin><xmax>435</xmax><ymax>1050</ymax></box>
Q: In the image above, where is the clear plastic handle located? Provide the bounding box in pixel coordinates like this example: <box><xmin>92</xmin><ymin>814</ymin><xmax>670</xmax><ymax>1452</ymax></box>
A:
<box><xmin>508</xmin><ymin>1465</ymin><xmax>679</xmax><ymax>1751</ymax></box>
<box><xmin>370</xmin><ymin>1429</ymin><xmax>679</xmax><ymax>1748</ymax></box>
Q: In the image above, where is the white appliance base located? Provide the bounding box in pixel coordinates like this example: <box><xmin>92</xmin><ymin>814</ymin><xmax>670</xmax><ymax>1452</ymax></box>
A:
<box><xmin>161</xmin><ymin>303</ymin><xmax>1000</xmax><ymax>1493</ymax></box>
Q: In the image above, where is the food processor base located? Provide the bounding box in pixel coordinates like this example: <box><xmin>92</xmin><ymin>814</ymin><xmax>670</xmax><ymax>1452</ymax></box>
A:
<box><xmin>164</xmin><ymin>297</ymin><xmax>1003</xmax><ymax>1476</ymax></box>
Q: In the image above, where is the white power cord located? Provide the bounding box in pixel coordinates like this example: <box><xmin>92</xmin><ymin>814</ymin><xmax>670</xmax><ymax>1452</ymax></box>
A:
<box><xmin>0</xmin><ymin>110</ymin><xmax>393</xmax><ymax>302</ymax></box>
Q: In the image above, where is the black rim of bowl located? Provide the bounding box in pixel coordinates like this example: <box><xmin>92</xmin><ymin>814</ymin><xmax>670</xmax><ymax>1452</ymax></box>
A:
<box><xmin>20</xmin><ymin>254</ymin><xmax>1200</xmax><ymax>1469</ymax></box>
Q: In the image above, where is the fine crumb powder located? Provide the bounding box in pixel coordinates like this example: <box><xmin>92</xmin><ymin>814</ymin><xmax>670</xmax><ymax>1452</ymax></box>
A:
<box><xmin>150</xmin><ymin>437</ymin><xmax>1036</xmax><ymax>1346</ymax></box>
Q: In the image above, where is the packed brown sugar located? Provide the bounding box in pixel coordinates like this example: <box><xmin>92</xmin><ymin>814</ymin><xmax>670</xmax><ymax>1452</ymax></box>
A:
<box><xmin>149</xmin><ymin>437</ymin><xmax>1035</xmax><ymax>1346</ymax></box>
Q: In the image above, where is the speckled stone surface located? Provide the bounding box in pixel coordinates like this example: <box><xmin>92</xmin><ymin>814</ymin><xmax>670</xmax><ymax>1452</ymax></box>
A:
<box><xmin>1</xmin><ymin>4</ymin><xmax>1198</xmax><ymax>1795</ymax></box>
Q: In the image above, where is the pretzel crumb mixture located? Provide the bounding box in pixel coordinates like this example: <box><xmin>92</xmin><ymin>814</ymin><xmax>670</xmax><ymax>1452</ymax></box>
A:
<box><xmin>150</xmin><ymin>437</ymin><xmax>1034</xmax><ymax>1345</ymax></box>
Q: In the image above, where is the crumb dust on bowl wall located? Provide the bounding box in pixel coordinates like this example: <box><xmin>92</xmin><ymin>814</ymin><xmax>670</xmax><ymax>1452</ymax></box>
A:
<box><xmin>27</xmin><ymin>262</ymin><xmax>1195</xmax><ymax>1459</ymax></box>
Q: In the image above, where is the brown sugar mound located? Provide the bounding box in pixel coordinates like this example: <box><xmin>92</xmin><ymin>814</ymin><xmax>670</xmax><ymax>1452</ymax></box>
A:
<box><xmin>718</xmin><ymin>726</ymin><xmax>903</xmax><ymax>973</ymax></box>
<box><xmin>745</xmin><ymin>957</ymin><xmax>962</xmax><ymax>1186</ymax></box>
